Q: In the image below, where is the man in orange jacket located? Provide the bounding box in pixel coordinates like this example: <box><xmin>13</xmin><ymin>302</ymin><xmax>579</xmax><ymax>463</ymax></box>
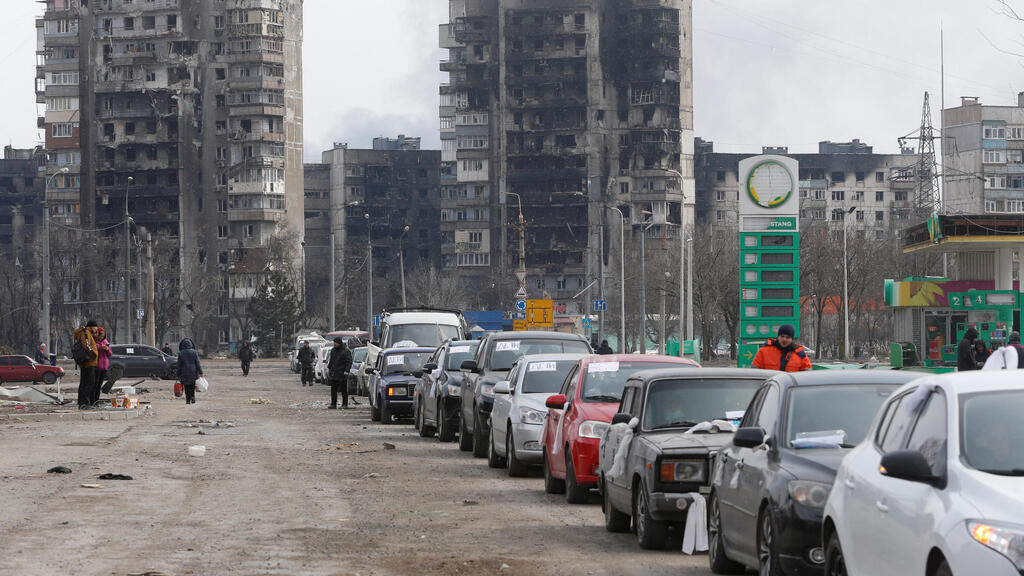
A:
<box><xmin>752</xmin><ymin>324</ymin><xmax>812</xmax><ymax>372</ymax></box>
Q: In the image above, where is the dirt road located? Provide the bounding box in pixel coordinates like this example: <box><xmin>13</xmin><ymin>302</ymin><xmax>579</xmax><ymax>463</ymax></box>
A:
<box><xmin>0</xmin><ymin>361</ymin><xmax>716</xmax><ymax>575</ymax></box>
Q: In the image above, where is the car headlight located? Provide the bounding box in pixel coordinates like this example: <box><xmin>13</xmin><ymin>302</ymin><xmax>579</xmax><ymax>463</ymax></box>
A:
<box><xmin>446</xmin><ymin>384</ymin><xmax>461</xmax><ymax>396</ymax></box>
<box><xmin>578</xmin><ymin>420</ymin><xmax>610</xmax><ymax>439</ymax></box>
<box><xmin>481</xmin><ymin>384</ymin><xmax>495</xmax><ymax>398</ymax></box>
<box><xmin>969</xmin><ymin>521</ymin><xmax>1024</xmax><ymax>570</ymax></box>
<box><xmin>387</xmin><ymin>386</ymin><xmax>406</xmax><ymax>397</ymax></box>
<box><xmin>519</xmin><ymin>407</ymin><xmax>546</xmax><ymax>425</ymax></box>
<box><xmin>787</xmin><ymin>480</ymin><xmax>832</xmax><ymax>508</ymax></box>
<box><xmin>660</xmin><ymin>459</ymin><xmax>707</xmax><ymax>483</ymax></box>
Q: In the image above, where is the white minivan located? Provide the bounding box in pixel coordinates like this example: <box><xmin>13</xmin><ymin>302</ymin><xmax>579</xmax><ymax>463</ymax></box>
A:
<box><xmin>364</xmin><ymin>308</ymin><xmax>466</xmax><ymax>379</ymax></box>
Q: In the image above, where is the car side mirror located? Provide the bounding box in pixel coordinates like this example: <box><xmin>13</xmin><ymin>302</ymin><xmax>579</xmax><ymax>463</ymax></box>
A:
<box><xmin>880</xmin><ymin>450</ymin><xmax>942</xmax><ymax>486</ymax></box>
<box><xmin>611</xmin><ymin>412</ymin><xmax>632</xmax><ymax>426</ymax></box>
<box><xmin>364</xmin><ymin>367</ymin><xmax>374</xmax><ymax>375</ymax></box>
<box><xmin>412</xmin><ymin>370</ymin><xmax>424</xmax><ymax>379</ymax></box>
<box><xmin>460</xmin><ymin>360</ymin><xmax>479</xmax><ymax>373</ymax></box>
<box><xmin>546</xmin><ymin>394</ymin><xmax>567</xmax><ymax>410</ymax></box>
<box><xmin>422</xmin><ymin>363</ymin><xmax>437</xmax><ymax>372</ymax></box>
<box><xmin>733</xmin><ymin>427</ymin><xmax>767</xmax><ymax>449</ymax></box>
<box><xmin>493</xmin><ymin>381</ymin><xmax>511</xmax><ymax>395</ymax></box>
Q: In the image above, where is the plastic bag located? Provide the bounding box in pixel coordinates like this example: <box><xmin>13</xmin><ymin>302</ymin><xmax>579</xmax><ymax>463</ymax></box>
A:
<box><xmin>196</xmin><ymin>376</ymin><xmax>209</xmax><ymax>393</ymax></box>
<box><xmin>174</xmin><ymin>381</ymin><xmax>184</xmax><ymax>398</ymax></box>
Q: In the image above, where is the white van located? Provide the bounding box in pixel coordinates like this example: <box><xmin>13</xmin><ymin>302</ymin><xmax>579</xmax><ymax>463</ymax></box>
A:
<box><xmin>365</xmin><ymin>308</ymin><xmax>466</xmax><ymax>376</ymax></box>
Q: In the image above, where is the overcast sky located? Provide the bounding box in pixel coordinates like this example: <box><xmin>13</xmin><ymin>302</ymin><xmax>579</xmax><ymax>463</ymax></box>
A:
<box><xmin>1</xmin><ymin>0</ymin><xmax>1021</xmax><ymax>160</ymax></box>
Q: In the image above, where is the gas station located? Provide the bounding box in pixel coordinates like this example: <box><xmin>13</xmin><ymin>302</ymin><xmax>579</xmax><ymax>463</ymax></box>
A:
<box><xmin>886</xmin><ymin>214</ymin><xmax>1024</xmax><ymax>371</ymax></box>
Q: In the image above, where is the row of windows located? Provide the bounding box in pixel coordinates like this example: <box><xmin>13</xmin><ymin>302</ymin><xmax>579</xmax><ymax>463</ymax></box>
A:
<box><xmin>983</xmin><ymin>126</ymin><xmax>1024</xmax><ymax>140</ymax></box>
<box><xmin>714</xmin><ymin>170</ymin><xmax>889</xmax><ymax>184</ymax></box>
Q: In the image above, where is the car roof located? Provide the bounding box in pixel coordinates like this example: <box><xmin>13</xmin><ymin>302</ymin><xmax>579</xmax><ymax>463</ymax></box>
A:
<box><xmin>447</xmin><ymin>339</ymin><xmax>478</xmax><ymax>347</ymax></box>
<box><xmin>775</xmin><ymin>369</ymin><xmax>921</xmax><ymax>388</ymax></box>
<box><xmin>326</xmin><ymin>331</ymin><xmax>368</xmax><ymax>337</ymax></box>
<box><xmin>900</xmin><ymin>369</ymin><xmax>1024</xmax><ymax>395</ymax></box>
<box><xmin>514</xmin><ymin>353</ymin><xmax>588</xmax><ymax>364</ymax></box>
<box><xmin>625</xmin><ymin>367</ymin><xmax>777</xmax><ymax>386</ymax></box>
<box><xmin>384</xmin><ymin>312</ymin><xmax>462</xmax><ymax>325</ymax></box>
<box><xmin>580</xmin><ymin>354</ymin><xmax>700</xmax><ymax>366</ymax></box>
<box><xmin>0</xmin><ymin>355</ymin><xmax>32</xmax><ymax>360</ymax></box>
<box><xmin>381</xmin><ymin>347</ymin><xmax>436</xmax><ymax>355</ymax></box>
<box><xmin>487</xmin><ymin>331</ymin><xmax>587</xmax><ymax>341</ymax></box>
<box><xmin>112</xmin><ymin>343</ymin><xmax>159</xmax><ymax>348</ymax></box>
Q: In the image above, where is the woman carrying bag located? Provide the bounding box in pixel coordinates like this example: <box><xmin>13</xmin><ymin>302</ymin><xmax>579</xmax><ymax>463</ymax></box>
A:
<box><xmin>176</xmin><ymin>338</ymin><xmax>204</xmax><ymax>405</ymax></box>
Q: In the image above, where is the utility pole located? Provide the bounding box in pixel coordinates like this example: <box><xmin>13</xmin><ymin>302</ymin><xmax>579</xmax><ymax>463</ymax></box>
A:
<box><xmin>329</xmin><ymin>231</ymin><xmax>336</xmax><ymax>332</ymax></box>
<box><xmin>506</xmin><ymin>191</ymin><xmax>527</xmax><ymax>299</ymax></box>
<box><xmin>137</xmin><ymin>228</ymin><xmax>143</xmax><ymax>343</ymax></box>
<box><xmin>124</xmin><ymin>175</ymin><xmax>134</xmax><ymax>343</ymax></box>
<box><xmin>607</xmin><ymin>206</ymin><xmax>626</xmax><ymax>353</ymax></box>
<box><xmin>41</xmin><ymin>167</ymin><xmax>68</xmax><ymax>353</ymax></box>
<box><xmin>639</xmin><ymin>220</ymin><xmax>647</xmax><ymax>354</ymax></box>
<box><xmin>144</xmin><ymin>230</ymin><xmax>155</xmax><ymax>346</ymax></box>
<box><xmin>399</xmin><ymin>225</ymin><xmax>410</xmax><ymax>307</ymax></box>
<box><xmin>364</xmin><ymin>213</ymin><xmax>373</xmax><ymax>338</ymax></box>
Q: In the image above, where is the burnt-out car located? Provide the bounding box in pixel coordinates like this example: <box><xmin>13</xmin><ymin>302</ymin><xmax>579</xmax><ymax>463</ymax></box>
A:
<box><xmin>599</xmin><ymin>368</ymin><xmax>774</xmax><ymax>550</ymax></box>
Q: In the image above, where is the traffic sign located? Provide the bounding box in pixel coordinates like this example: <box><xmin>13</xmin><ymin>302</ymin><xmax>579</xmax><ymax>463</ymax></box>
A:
<box><xmin>137</xmin><ymin>308</ymin><xmax>145</xmax><ymax>319</ymax></box>
<box><xmin>373</xmin><ymin>315</ymin><xmax>382</xmax><ymax>327</ymax></box>
<box><xmin>526</xmin><ymin>299</ymin><xmax>554</xmax><ymax>329</ymax></box>
<box><xmin>514</xmin><ymin>269</ymin><xmax>528</xmax><ymax>284</ymax></box>
<box><xmin>515</xmin><ymin>299</ymin><xmax>527</xmax><ymax>312</ymax></box>
<box><xmin>512</xmin><ymin>312</ymin><xmax>526</xmax><ymax>321</ymax></box>
<box><xmin>592</xmin><ymin>299</ymin><xmax>607</xmax><ymax>312</ymax></box>
<box><xmin>513</xmin><ymin>320</ymin><xmax>528</xmax><ymax>331</ymax></box>
<box><xmin>582</xmin><ymin>318</ymin><xmax>592</xmax><ymax>329</ymax></box>
<box><xmin>515</xmin><ymin>288</ymin><xmax>528</xmax><ymax>299</ymax></box>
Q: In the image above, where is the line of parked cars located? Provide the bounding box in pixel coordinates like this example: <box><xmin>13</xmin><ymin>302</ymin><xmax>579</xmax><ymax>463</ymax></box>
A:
<box><xmin>352</xmin><ymin>309</ymin><xmax>1024</xmax><ymax>576</ymax></box>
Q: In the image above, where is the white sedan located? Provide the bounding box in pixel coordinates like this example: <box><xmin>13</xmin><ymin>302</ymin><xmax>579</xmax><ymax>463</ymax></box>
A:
<box><xmin>823</xmin><ymin>370</ymin><xmax>1024</xmax><ymax>576</ymax></box>
<box><xmin>487</xmin><ymin>353</ymin><xmax>585</xmax><ymax>476</ymax></box>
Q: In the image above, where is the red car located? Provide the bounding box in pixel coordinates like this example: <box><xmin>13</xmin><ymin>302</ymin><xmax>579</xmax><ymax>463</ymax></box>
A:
<box><xmin>541</xmin><ymin>354</ymin><xmax>700</xmax><ymax>503</ymax></box>
<box><xmin>0</xmin><ymin>355</ymin><xmax>65</xmax><ymax>385</ymax></box>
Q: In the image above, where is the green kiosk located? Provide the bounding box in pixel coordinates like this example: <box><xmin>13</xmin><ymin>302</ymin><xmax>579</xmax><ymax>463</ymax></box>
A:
<box><xmin>736</xmin><ymin>155</ymin><xmax>801</xmax><ymax>368</ymax></box>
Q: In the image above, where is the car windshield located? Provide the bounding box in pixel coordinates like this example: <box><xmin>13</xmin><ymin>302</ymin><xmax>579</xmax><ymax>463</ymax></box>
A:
<box><xmin>643</xmin><ymin>379</ymin><xmax>763</xmax><ymax>430</ymax></box>
<box><xmin>489</xmin><ymin>339</ymin><xmax>590</xmax><ymax>371</ymax></box>
<box><xmin>353</xmin><ymin>348</ymin><xmax>367</xmax><ymax>363</ymax></box>
<box><xmin>521</xmin><ymin>360</ymin><xmax>578</xmax><ymax>394</ymax></box>
<box><xmin>961</xmin><ymin>390</ymin><xmax>1024</xmax><ymax>476</ymax></box>
<box><xmin>383</xmin><ymin>352</ymin><xmax>432</xmax><ymax>375</ymax></box>
<box><xmin>391</xmin><ymin>324</ymin><xmax>461</xmax><ymax>347</ymax></box>
<box><xmin>581</xmin><ymin>361</ymin><xmax>689</xmax><ymax>403</ymax></box>
<box><xmin>785</xmin><ymin>384</ymin><xmax>898</xmax><ymax>449</ymax></box>
<box><xmin>446</xmin><ymin>343</ymin><xmax>479</xmax><ymax>370</ymax></box>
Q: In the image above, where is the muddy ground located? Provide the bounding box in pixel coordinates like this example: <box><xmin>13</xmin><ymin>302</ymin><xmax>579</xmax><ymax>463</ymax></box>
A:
<box><xmin>0</xmin><ymin>360</ymin><xmax>718</xmax><ymax>575</ymax></box>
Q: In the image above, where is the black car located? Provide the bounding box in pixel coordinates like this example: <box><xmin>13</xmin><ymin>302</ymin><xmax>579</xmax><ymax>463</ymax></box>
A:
<box><xmin>599</xmin><ymin>368</ymin><xmax>775</xmax><ymax>550</ymax></box>
<box><xmin>459</xmin><ymin>331</ymin><xmax>592</xmax><ymax>457</ymax></box>
<box><xmin>413</xmin><ymin>340</ymin><xmax>478</xmax><ymax>442</ymax></box>
<box><xmin>709</xmin><ymin>370</ymin><xmax>919</xmax><ymax>576</ymax></box>
<box><xmin>108</xmin><ymin>344</ymin><xmax>177</xmax><ymax>381</ymax></box>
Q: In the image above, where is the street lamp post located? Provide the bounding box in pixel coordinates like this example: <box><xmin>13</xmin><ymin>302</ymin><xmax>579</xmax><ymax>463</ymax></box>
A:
<box><xmin>364</xmin><ymin>212</ymin><xmax>373</xmax><ymax>338</ymax></box>
<box><xmin>607</xmin><ymin>206</ymin><xmax>626</xmax><ymax>353</ymax></box>
<box><xmin>399</xmin><ymin>225</ymin><xmax>410</xmax><ymax>307</ymax></box>
<box><xmin>124</xmin><ymin>175</ymin><xmax>134</xmax><ymax>343</ymax></box>
<box><xmin>662</xmin><ymin>168</ymin><xmax>692</xmax><ymax>349</ymax></box>
<box><xmin>41</xmin><ymin>166</ymin><xmax>69</xmax><ymax>353</ymax></box>
<box><xmin>505</xmin><ymin>191</ymin><xmax>526</xmax><ymax>295</ymax></box>
<box><xmin>330</xmin><ymin>200</ymin><xmax>361</xmax><ymax>332</ymax></box>
<box><xmin>842</xmin><ymin>206</ymin><xmax>856</xmax><ymax>360</ymax></box>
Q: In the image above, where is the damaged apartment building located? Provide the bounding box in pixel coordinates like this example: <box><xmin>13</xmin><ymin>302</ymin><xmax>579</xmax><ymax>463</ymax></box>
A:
<box><xmin>440</xmin><ymin>0</ymin><xmax>694</xmax><ymax>318</ymax></box>
<box><xmin>36</xmin><ymin>0</ymin><xmax>304</xmax><ymax>350</ymax></box>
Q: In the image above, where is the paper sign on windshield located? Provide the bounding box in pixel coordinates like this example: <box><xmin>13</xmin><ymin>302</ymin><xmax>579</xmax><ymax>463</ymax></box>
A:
<box><xmin>495</xmin><ymin>341</ymin><xmax>520</xmax><ymax>352</ymax></box>
<box><xmin>450</xmin><ymin>346</ymin><xmax>471</xmax><ymax>354</ymax></box>
<box><xmin>387</xmin><ymin>355</ymin><xmax>405</xmax><ymax>366</ymax></box>
<box><xmin>529</xmin><ymin>362</ymin><xmax>557</xmax><ymax>372</ymax></box>
<box><xmin>587</xmin><ymin>362</ymin><xmax>620</xmax><ymax>373</ymax></box>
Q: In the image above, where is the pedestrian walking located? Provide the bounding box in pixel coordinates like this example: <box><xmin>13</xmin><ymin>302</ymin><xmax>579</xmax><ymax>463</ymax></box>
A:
<box><xmin>161</xmin><ymin>342</ymin><xmax>173</xmax><ymax>356</ymax></box>
<box><xmin>297</xmin><ymin>341</ymin><xmax>315</xmax><ymax>387</ymax></box>
<box><xmin>35</xmin><ymin>343</ymin><xmax>48</xmax><ymax>365</ymax></box>
<box><xmin>176</xmin><ymin>338</ymin><xmax>203</xmax><ymax>405</ymax></box>
<box><xmin>327</xmin><ymin>337</ymin><xmax>353</xmax><ymax>409</ymax></box>
<box><xmin>239</xmin><ymin>341</ymin><xmax>254</xmax><ymax>376</ymax></box>
<box><xmin>1007</xmin><ymin>332</ymin><xmax>1024</xmax><ymax>369</ymax></box>
<box><xmin>974</xmin><ymin>339</ymin><xmax>991</xmax><ymax>366</ymax></box>
<box><xmin>597</xmin><ymin>340</ymin><xmax>614</xmax><ymax>355</ymax></box>
<box><xmin>752</xmin><ymin>324</ymin><xmax>812</xmax><ymax>372</ymax></box>
<box><xmin>72</xmin><ymin>320</ymin><xmax>99</xmax><ymax>410</ymax></box>
<box><xmin>93</xmin><ymin>327</ymin><xmax>112</xmax><ymax>405</ymax></box>
<box><xmin>957</xmin><ymin>327</ymin><xmax>980</xmax><ymax>372</ymax></box>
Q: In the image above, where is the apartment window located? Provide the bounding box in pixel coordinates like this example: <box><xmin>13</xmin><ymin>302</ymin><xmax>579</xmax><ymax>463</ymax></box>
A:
<box><xmin>715</xmin><ymin>210</ymin><xmax>725</xmax><ymax>221</ymax></box>
<box><xmin>217</xmin><ymin>200</ymin><xmax>228</xmax><ymax>213</ymax></box>
<box><xmin>812</xmin><ymin>209</ymin><xmax>825</xmax><ymax>220</ymax></box>
<box><xmin>1009</xmin><ymin>126</ymin><xmax>1024</xmax><ymax>140</ymax></box>
<box><xmin>716</xmin><ymin>190</ymin><xmax>726</xmax><ymax>202</ymax></box>
<box><xmin>556</xmin><ymin>279</ymin><xmax>567</xmax><ymax>290</ymax></box>
<box><xmin>245</xmin><ymin>225</ymin><xmax>255</xmax><ymax>237</ymax></box>
<box><xmin>832</xmin><ymin>190</ymin><xmax>845</xmax><ymax>201</ymax></box>
<box><xmin>1008</xmin><ymin>150</ymin><xmax>1023</xmax><ymax>164</ymax></box>
<box><xmin>853</xmin><ymin>190</ymin><xmax>864</xmax><ymax>201</ymax></box>
<box><xmin>983</xmin><ymin>150</ymin><xmax>1005</xmax><ymax>164</ymax></box>
<box><xmin>855</xmin><ymin>172</ymin><xmax>865</xmax><ymax>182</ymax></box>
<box><xmin>166</xmin><ymin>15</ymin><xmax>177</xmax><ymax>30</ymax></box>
<box><xmin>217</xmin><ymin>225</ymin><xmax>228</xmax><ymax>239</ymax></box>
<box><xmin>875</xmin><ymin>190</ymin><xmax>884</xmax><ymax>202</ymax></box>
<box><xmin>985</xmin><ymin>200</ymin><xmax>997</xmax><ymax>213</ymax></box>
<box><xmin>215</xmin><ymin>95</ymin><xmax>225</xmax><ymax>108</ymax></box>
<box><xmin>146</xmin><ymin>148</ymin><xmax>157</xmax><ymax>160</ymax></box>
<box><xmin>142</xmin><ymin>16</ymin><xmax>155</xmax><ymax>30</ymax></box>
<box><xmin>51</xmin><ymin>123</ymin><xmax>77</xmax><ymax>138</ymax></box>
<box><xmin>214</xmin><ymin>15</ymin><xmax>225</xmax><ymax>29</ymax></box>
<box><xmin>125</xmin><ymin>122</ymin><xmax>135</xmax><ymax>135</ymax></box>
<box><xmin>856</xmin><ymin>210</ymin><xmax>864</xmax><ymax>221</ymax></box>
<box><xmin>875</xmin><ymin>211</ymin><xmax>884</xmax><ymax>221</ymax></box>
<box><xmin>813</xmin><ymin>190</ymin><xmax>825</xmax><ymax>200</ymax></box>
<box><xmin>986</xmin><ymin>176</ymin><xmax>1007</xmax><ymax>189</ymax></box>
<box><xmin>831</xmin><ymin>171</ymin><xmax>845</xmax><ymax>183</ymax></box>
<box><xmin>831</xmin><ymin>209</ymin><xmax>845</xmax><ymax>221</ymax></box>
<box><xmin>124</xmin><ymin>17</ymin><xmax>134</xmax><ymax>30</ymax></box>
<box><xmin>46</xmin><ymin>97</ymin><xmax>79</xmax><ymax>111</ymax></box>
<box><xmin>876</xmin><ymin>171</ymin><xmax>885</xmax><ymax>183</ymax></box>
<box><xmin>1008</xmin><ymin>200</ymin><xmax>1024</xmax><ymax>213</ymax></box>
<box><xmin>716</xmin><ymin>170</ymin><xmax>726</xmax><ymax>182</ymax></box>
<box><xmin>533</xmin><ymin>39</ymin><xmax>544</xmax><ymax>52</ymax></box>
<box><xmin>983</xmin><ymin>126</ymin><xmax>1007</xmax><ymax>139</ymax></box>
<box><xmin>145</xmin><ymin>71</ymin><xmax>156</xmax><ymax>82</ymax></box>
<box><xmin>875</xmin><ymin>230</ymin><xmax>886</xmax><ymax>240</ymax></box>
<box><xmin>216</xmin><ymin>68</ymin><xmax>226</xmax><ymax>80</ymax></box>
<box><xmin>619</xmin><ymin>181</ymin><xmax>629</xmax><ymax>195</ymax></box>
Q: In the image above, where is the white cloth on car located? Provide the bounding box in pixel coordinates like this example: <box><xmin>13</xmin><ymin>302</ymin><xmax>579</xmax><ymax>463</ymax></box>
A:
<box><xmin>982</xmin><ymin>346</ymin><xmax>1018</xmax><ymax>371</ymax></box>
<box><xmin>682</xmin><ymin>492</ymin><xmax>708</xmax><ymax>555</ymax></box>
<box><xmin>606</xmin><ymin>422</ymin><xmax>634</xmax><ymax>481</ymax></box>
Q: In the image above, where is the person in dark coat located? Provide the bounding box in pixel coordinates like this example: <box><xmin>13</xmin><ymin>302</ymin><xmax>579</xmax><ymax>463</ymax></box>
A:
<box><xmin>161</xmin><ymin>343</ymin><xmax>173</xmax><ymax>356</ymax></box>
<box><xmin>73</xmin><ymin>320</ymin><xmax>99</xmax><ymax>410</ymax></box>
<box><xmin>974</xmin><ymin>339</ymin><xmax>991</xmax><ymax>365</ymax></box>
<box><xmin>1008</xmin><ymin>332</ymin><xmax>1024</xmax><ymax>369</ymax></box>
<box><xmin>327</xmin><ymin>337</ymin><xmax>353</xmax><ymax>409</ymax></box>
<box><xmin>957</xmin><ymin>327</ymin><xmax>980</xmax><ymax>371</ymax></box>
<box><xmin>597</xmin><ymin>340</ymin><xmax>614</xmax><ymax>355</ymax></box>
<box><xmin>176</xmin><ymin>338</ymin><xmax>203</xmax><ymax>405</ymax></box>
<box><xmin>239</xmin><ymin>341</ymin><xmax>254</xmax><ymax>376</ymax></box>
<box><xmin>297</xmin><ymin>341</ymin><xmax>315</xmax><ymax>387</ymax></box>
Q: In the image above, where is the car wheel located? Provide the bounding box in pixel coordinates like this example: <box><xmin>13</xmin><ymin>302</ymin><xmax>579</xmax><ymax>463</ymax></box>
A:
<box><xmin>471</xmin><ymin>408</ymin><xmax>488</xmax><ymax>458</ymax></box>
<box><xmin>418</xmin><ymin>400</ymin><xmax>435</xmax><ymax>438</ymax></box>
<box><xmin>458</xmin><ymin>413</ymin><xmax>473</xmax><ymax>452</ymax></box>
<box><xmin>758</xmin><ymin>507</ymin><xmax>783</xmax><ymax>576</ymax></box>
<box><xmin>602</xmin><ymin>476</ymin><xmax>631</xmax><ymax>533</ymax></box>
<box><xmin>438</xmin><ymin>401</ymin><xmax>456</xmax><ymax>443</ymax></box>
<box><xmin>370</xmin><ymin>396</ymin><xmax>381</xmax><ymax>422</ymax></box>
<box><xmin>164</xmin><ymin>366</ymin><xmax>177</xmax><ymax>380</ymax></box>
<box><xmin>413</xmin><ymin>400</ymin><xmax>421</xmax><ymax>431</ymax></box>
<box><xmin>487</xmin><ymin>425</ymin><xmax>506</xmax><ymax>468</ymax></box>
<box><xmin>565</xmin><ymin>451</ymin><xmax>589</xmax><ymax>504</ymax></box>
<box><xmin>935</xmin><ymin>560</ymin><xmax>953</xmax><ymax>576</ymax></box>
<box><xmin>634</xmin><ymin>480</ymin><xmax>667</xmax><ymax>550</ymax></box>
<box><xmin>543</xmin><ymin>449</ymin><xmax>565</xmax><ymax>494</ymax></box>
<box><xmin>380</xmin><ymin>400</ymin><xmax>391</xmax><ymax>425</ymax></box>
<box><xmin>824</xmin><ymin>532</ymin><xmax>848</xmax><ymax>576</ymax></box>
<box><xmin>709</xmin><ymin>492</ymin><xmax>745</xmax><ymax>574</ymax></box>
<box><xmin>42</xmin><ymin>372</ymin><xmax>57</xmax><ymax>385</ymax></box>
<box><xmin>506</xmin><ymin>430</ymin><xmax>529</xmax><ymax>477</ymax></box>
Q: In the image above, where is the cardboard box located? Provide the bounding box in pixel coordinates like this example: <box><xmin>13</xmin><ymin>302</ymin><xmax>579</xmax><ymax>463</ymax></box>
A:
<box><xmin>110</xmin><ymin>396</ymin><xmax>139</xmax><ymax>409</ymax></box>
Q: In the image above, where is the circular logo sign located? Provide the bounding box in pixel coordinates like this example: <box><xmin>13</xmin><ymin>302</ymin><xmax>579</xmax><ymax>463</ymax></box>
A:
<box><xmin>747</xmin><ymin>161</ymin><xmax>795</xmax><ymax>209</ymax></box>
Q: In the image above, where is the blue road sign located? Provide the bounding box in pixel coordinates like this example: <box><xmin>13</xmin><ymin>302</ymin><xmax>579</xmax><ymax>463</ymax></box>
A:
<box><xmin>582</xmin><ymin>318</ymin><xmax>592</xmax><ymax>329</ymax></box>
<box><xmin>373</xmin><ymin>315</ymin><xmax>382</xmax><ymax>327</ymax></box>
<box><xmin>137</xmin><ymin>308</ymin><xmax>145</xmax><ymax>319</ymax></box>
<box><xmin>512</xmin><ymin>312</ymin><xmax>526</xmax><ymax>321</ymax></box>
<box><xmin>593</xmin><ymin>299</ymin><xmax>607</xmax><ymax>312</ymax></box>
<box><xmin>515</xmin><ymin>299</ymin><xmax>527</xmax><ymax>312</ymax></box>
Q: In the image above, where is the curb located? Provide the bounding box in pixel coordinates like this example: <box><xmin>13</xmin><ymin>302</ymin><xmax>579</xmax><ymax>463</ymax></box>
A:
<box><xmin>1</xmin><ymin>409</ymin><xmax>142</xmax><ymax>423</ymax></box>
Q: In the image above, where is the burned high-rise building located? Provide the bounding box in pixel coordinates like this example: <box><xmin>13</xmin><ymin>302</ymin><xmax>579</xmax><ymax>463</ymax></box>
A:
<box><xmin>440</xmin><ymin>0</ymin><xmax>694</xmax><ymax>327</ymax></box>
<box><xmin>36</xmin><ymin>0</ymin><xmax>304</xmax><ymax>350</ymax></box>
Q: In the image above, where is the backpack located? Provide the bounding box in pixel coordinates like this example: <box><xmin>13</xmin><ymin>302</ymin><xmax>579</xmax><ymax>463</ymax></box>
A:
<box><xmin>71</xmin><ymin>339</ymin><xmax>94</xmax><ymax>367</ymax></box>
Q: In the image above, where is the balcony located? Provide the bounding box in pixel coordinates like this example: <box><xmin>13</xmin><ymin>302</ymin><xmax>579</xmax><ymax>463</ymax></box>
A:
<box><xmin>228</xmin><ymin>129</ymin><xmax>285</xmax><ymax>143</ymax></box>
<box><xmin>453</xmin><ymin>17</ymin><xmax>491</xmax><ymax>43</ymax></box>
<box><xmin>507</xmin><ymin>167</ymin><xmax>585</xmax><ymax>183</ymax></box>
<box><xmin>228</xmin><ymin>103</ymin><xmax>285</xmax><ymax>117</ymax></box>
<box><xmin>228</xmin><ymin>208</ymin><xmax>285</xmax><ymax>223</ymax></box>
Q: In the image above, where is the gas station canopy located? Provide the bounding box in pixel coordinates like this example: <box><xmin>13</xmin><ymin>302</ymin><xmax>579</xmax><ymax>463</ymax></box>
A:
<box><xmin>903</xmin><ymin>214</ymin><xmax>1024</xmax><ymax>254</ymax></box>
